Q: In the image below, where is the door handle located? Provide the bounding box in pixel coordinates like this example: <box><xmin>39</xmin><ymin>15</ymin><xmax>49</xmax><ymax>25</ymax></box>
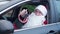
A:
<box><xmin>47</xmin><ymin>30</ymin><xmax>57</xmax><ymax>34</ymax></box>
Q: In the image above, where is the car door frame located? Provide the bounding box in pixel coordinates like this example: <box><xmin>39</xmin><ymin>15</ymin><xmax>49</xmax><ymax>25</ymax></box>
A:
<box><xmin>48</xmin><ymin>0</ymin><xmax>59</xmax><ymax>23</ymax></box>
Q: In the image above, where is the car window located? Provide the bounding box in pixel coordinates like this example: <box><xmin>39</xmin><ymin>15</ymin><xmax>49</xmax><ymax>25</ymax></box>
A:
<box><xmin>3</xmin><ymin>9</ymin><xmax>13</xmax><ymax>17</ymax></box>
<box><xmin>13</xmin><ymin>3</ymin><xmax>49</xmax><ymax>29</ymax></box>
<box><xmin>1</xmin><ymin>0</ymin><xmax>49</xmax><ymax>30</ymax></box>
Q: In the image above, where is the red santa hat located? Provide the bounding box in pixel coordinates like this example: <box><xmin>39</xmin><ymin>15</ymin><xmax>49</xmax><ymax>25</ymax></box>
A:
<box><xmin>35</xmin><ymin>5</ymin><xmax>47</xmax><ymax>16</ymax></box>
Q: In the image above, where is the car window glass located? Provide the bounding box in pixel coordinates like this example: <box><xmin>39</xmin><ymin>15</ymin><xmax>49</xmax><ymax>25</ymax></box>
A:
<box><xmin>0</xmin><ymin>0</ymin><xmax>23</xmax><ymax>11</ymax></box>
<box><xmin>3</xmin><ymin>10</ymin><xmax>13</xmax><ymax>17</ymax></box>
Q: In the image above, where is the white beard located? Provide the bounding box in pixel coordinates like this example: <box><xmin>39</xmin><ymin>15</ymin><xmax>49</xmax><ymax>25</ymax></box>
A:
<box><xmin>22</xmin><ymin>13</ymin><xmax>45</xmax><ymax>28</ymax></box>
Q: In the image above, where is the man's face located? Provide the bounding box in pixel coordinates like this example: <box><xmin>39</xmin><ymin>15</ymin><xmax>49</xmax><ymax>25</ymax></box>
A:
<box><xmin>34</xmin><ymin>9</ymin><xmax>43</xmax><ymax>16</ymax></box>
<box><xmin>21</xmin><ymin>9</ymin><xmax>28</xmax><ymax>16</ymax></box>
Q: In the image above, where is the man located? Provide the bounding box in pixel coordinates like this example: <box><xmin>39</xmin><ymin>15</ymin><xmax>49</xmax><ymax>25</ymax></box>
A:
<box><xmin>22</xmin><ymin>5</ymin><xmax>47</xmax><ymax>28</ymax></box>
<box><xmin>18</xmin><ymin>7</ymin><xmax>28</xmax><ymax>23</ymax></box>
<box><xmin>13</xmin><ymin>7</ymin><xmax>29</xmax><ymax>29</ymax></box>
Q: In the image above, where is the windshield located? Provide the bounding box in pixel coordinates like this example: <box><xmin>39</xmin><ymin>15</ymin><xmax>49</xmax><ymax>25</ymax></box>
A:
<box><xmin>0</xmin><ymin>0</ymin><xmax>23</xmax><ymax>12</ymax></box>
<box><xmin>0</xmin><ymin>1</ymin><xmax>10</xmax><ymax>5</ymax></box>
<box><xmin>0</xmin><ymin>0</ymin><xmax>11</xmax><ymax>1</ymax></box>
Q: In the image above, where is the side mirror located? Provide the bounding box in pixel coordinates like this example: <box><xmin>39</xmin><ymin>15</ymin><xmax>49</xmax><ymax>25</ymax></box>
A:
<box><xmin>0</xmin><ymin>20</ymin><xmax>14</xmax><ymax>34</ymax></box>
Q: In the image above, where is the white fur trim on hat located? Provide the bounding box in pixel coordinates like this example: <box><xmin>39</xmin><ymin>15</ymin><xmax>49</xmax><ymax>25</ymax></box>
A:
<box><xmin>35</xmin><ymin>5</ymin><xmax>47</xmax><ymax>16</ymax></box>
